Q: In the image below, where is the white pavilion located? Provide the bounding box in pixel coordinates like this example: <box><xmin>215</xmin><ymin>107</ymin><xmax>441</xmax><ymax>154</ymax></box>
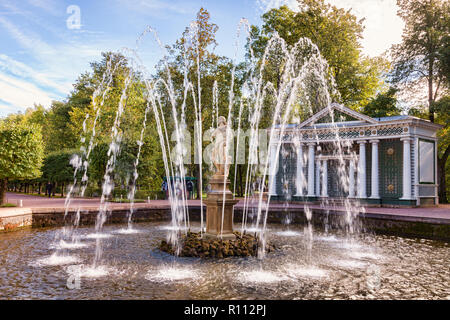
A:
<box><xmin>268</xmin><ymin>103</ymin><xmax>442</xmax><ymax>206</ymax></box>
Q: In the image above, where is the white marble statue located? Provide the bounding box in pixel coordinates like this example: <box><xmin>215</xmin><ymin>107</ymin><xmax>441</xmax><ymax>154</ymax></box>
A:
<box><xmin>211</xmin><ymin>116</ymin><xmax>232</xmax><ymax>177</ymax></box>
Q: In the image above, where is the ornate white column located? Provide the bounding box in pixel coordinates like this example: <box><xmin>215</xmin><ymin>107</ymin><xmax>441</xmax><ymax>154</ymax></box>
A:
<box><xmin>400</xmin><ymin>137</ymin><xmax>412</xmax><ymax>200</ymax></box>
<box><xmin>268</xmin><ymin>143</ymin><xmax>278</xmax><ymax>195</ymax></box>
<box><xmin>321</xmin><ymin>160</ymin><xmax>328</xmax><ymax>197</ymax></box>
<box><xmin>370</xmin><ymin>139</ymin><xmax>380</xmax><ymax>199</ymax></box>
<box><xmin>307</xmin><ymin>143</ymin><xmax>315</xmax><ymax>196</ymax></box>
<box><xmin>315</xmin><ymin>159</ymin><xmax>321</xmax><ymax>196</ymax></box>
<box><xmin>357</xmin><ymin>141</ymin><xmax>367</xmax><ymax>199</ymax></box>
<box><xmin>348</xmin><ymin>158</ymin><xmax>356</xmax><ymax>198</ymax></box>
<box><xmin>295</xmin><ymin>143</ymin><xmax>304</xmax><ymax>196</ymax></box>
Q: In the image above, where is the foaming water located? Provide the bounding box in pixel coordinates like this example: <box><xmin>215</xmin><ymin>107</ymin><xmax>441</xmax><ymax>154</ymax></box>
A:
<box><xmin>348</xmin><ymin>251</ymin><xmax>382</xmax><ymax>260</ymax></box>
<box><xmin>51</xmin><ymin>240</ymin><xmax>89</xmax><ymax>250</ymax></box>
<box><xmin>283</xmin><ymin>265</ymin><xmax>328</xmax><ymax>279</ymax></box>
<box><xmin>274</xmin><ymin>230</ymin><xmax>302</xmax><ymax>237</ymax></box>
<box><xmin>158</xmin><ymin>225</ymin><xmax>188</xmax><ymax>232</ymax></box>
<box><xmin>84</xmin><ymin>233</ymin><xmax>112</xmax><ymax>240</ymax></box>
<box><xmin>114</xmin><ymin>228</ymin><xmax>142</xmax><ymax>235</ymax></box>
<box><xmin>333</xmin><ymin>259</ymin><xmax>368</xmax><ymax>269</ymax></box>
<box><xmin>145</xmin><ymin>265</ymin><xmax>200</xmax><ymax>282</ymax></box>
<box><xmin>67</xmin><ymin>264</ymin><xmax>111</xmax><ymax>278</ymax></box>
<box><xmin>335</xmin><ymin>241</ymin><xmax>366</xmax><ymax>250</ymax></box>
<box><xmin>34</xmin><ymin>253</ymin><xmax>81</xmax><ymax>266</ymax></box>
<box><xmin>316</xmin><ymin>235</ymin><xmax>340</xmax><ymax>242</ymax></box>
<box><xmin>244</xmin><ymin>227</ymin><xmax>263</xmax><ymax>233</ymax></box>
<box><xmin>240</xmin><ymin>270</ymin><xmax>289</xmax><ymax>284</ymax></box>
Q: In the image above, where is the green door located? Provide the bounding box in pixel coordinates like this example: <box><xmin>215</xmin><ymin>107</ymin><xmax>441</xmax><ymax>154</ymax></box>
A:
<box><xmin>328</xmin><ymin>160</ymin><xmax>347</xmax><ymax>197</ymax></box>
<box><xmin>276</xmin><ymin>144</ymin><xmax>296</xmax><ymax>198</ymax></box>
<box><xmin>379</xmin><ymin>139</ymin><xmax>403</xmax><ymax>202</ymax></box>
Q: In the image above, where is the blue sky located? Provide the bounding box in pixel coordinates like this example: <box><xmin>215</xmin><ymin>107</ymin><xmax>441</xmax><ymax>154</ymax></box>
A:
<box><xmin>0</xmin><ymin>0</ymin><xmax>404</xmax><ymax>117</ymax></box>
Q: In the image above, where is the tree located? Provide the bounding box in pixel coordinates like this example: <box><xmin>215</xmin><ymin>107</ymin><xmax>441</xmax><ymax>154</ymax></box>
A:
<box><xmin>433</xmin><ymin>96</ymin><xmax>450</xmax><ymax>202</ymax></box>
<box><xmin>391</xmin><ymin>0</ymin><xmax>450</xmax><ymax>202</ymax></box>
<box><xmin>66</xmin><ymin>52</ymin><xmax>165</xmax><ymax>194</ymax></box>
<box><xmin>362</xmin><ymin>87</ymin><xmax>402</xmax><ymax>118</ymax></box>
<box><xmin>0</xmin><ymin>122</ymin><xmax>44</xmax><ymax>204</ymax></box>
<box><xmin>155</xmin><ymin>8</ymin><xmax>243</xmax><ymax>197</ymax></box>
<box><xmin>41</xmin><ymin>149</ymin><xmax>80</xmax><ymax>196</ymax></box>
<box><xmin>46</xmin><ymin>101</ymin><xmax>78</xmax><ymax>152</ymax></box>
<box><xmin>390</xmin><ymin>0</ymin><xmax>450</xmax><ymax>122</ymax></box>
<box><xmin>247</xmin><ymin>1</ymin><xmax>389</xmax><ymax>111</ymax></box>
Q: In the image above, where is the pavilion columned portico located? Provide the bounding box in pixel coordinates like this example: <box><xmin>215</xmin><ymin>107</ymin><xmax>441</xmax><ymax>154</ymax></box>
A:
<box><xmin>268</xmin><ymin>104</ymin><xmax>442</xmax><ymax>206</ymax></box>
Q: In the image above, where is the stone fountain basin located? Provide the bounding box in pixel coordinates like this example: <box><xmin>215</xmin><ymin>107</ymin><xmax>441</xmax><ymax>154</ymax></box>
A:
<box><xmin>0</xmin><ymin>221</ymin><xmax>449</xmax><ymax>300</ymax></box>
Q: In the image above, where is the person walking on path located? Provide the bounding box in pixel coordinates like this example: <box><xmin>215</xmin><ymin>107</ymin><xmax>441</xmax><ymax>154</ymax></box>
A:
<box><xmin>46</xmin><ymin>182</ymin><xmax>53</xmax><ymax>198</ymax></box>
<box><xmin>161</xmin><ymin>180</ymin><xmax>168</xmax><ymax>200</ymax></box>
<box><xmin>186</xmin><ymin>180</ymin><xmax>194</xmax><ymax>200</ymax></box>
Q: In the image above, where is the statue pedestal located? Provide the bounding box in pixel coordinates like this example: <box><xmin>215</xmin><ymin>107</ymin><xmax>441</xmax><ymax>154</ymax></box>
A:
<box><xmin>204</xmin><ymin>174</ymin><xmax>238</xmax><ymax>240</ymax></box>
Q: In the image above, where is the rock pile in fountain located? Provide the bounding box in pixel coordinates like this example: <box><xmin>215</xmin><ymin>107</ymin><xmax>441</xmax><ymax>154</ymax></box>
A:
<box><xmin>159</xmin><ymin>231</ymin><xmax>276</xmax><ymax>258</ymax></box>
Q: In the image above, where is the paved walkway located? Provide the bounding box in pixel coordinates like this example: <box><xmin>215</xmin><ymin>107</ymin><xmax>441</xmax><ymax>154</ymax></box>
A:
<box><xmin>2</xmin><ymin>192</ymin><xmax>450</xmax><ymax>221</ymax></box>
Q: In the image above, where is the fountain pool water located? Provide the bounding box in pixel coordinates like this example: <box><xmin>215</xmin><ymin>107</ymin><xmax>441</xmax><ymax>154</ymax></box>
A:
<box><xmin>0</xmin><ymin>221</ymin><xmax>449</xmax><ymax>299</ymax></box>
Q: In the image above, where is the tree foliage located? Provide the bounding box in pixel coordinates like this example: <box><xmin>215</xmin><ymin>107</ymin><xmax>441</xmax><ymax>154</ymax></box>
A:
<box><xmin>247</xmin><ymin>1</ymin><xmax>389</xmax><ymax>111</ymax></box>
<box><xmin>433</xmin><ymin>96</ymin><xmax>450</xmax><ymax>202</ymax></box>
<box><xmin>390</xmin><ymin>0</ymin><xmax>450</xmax><ymax>202</ymax></box>
<box><xmin>390</xmin><ymin>0</ymin><xmax>450</xmax><ymax>122</ymax></box>
<box><xmin>41</xmin><ymin>149</ymin><xmax>79</xmax><ymax>183</ymax></box>
<box><xmin>0</xmin><ymin>122</ymin><xmax>44</xmax><ymax>204</ymax></box>
<box><xmin>362</xmin><ymin>87</ymin><xmax>402</xmax><ymax>118</ymax></box>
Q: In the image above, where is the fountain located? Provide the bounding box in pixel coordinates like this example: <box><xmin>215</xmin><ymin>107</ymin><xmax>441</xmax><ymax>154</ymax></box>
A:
<box><xmin>203</xmin><ymin>116</ymin><xmax>238</xmax><ymax>240</ymax></box>
<box><xmin>159</xmin><ymin>115</ymin><xmax>274</xmax><ymax>257</ymax></box>
<box><xmin>44</xmin><ymin>19</ymin><xmax>380</xmax><ymax>266</ymax></box>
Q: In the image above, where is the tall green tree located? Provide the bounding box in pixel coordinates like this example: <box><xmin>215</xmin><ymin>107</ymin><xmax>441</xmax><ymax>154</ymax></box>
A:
<box><xmin>41</xmin><ymin>149</ymin><xmax>80</xmax><ymax>196</ymax></box>
<box><xmin>68</xmin><ymin>52</ymin><xmax>164</xmax><ymax>193</ymax></box>
<box><xmin>391</xmin><ymin>0</ymin><xmax>449</xmax><ymax>202</ymax></box>
<box><xmin>155</xmin><ymin>8</ymin><xmax>244</xmax><ymax>196</ymax></box>
<box><xmin>0</xmin><ymin>122</ymin><xmax>44</xmax><ymax>204</ymax></box>
<box><xmin>45</xmin><ymin>101</ymin><xmax>78</xmax><ymax>152</ymax></box>
<box><xmin>390</xmin><ymin>0</ymin><xmax>450</xmax><ymax>122</ymax></box>
<box><xmin>433</xmin><ymin>96</ymin><xmax>450</xmax><ymax>202</ymax></box>
<box><xmin>247</xmin><ymin>1</ymin><xmax>389</xmax><ymax>111</ymax></box>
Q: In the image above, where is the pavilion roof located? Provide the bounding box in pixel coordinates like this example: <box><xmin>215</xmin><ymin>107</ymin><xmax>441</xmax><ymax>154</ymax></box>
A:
<box><xmin>271</xmin><ymin>104</ymin><xmax>442</xmax><ymax>130</ymax></box>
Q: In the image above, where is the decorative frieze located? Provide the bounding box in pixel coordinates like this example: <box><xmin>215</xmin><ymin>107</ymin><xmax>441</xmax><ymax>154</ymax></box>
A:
<box><xmin>272</xmin><ymin>125</ymin><xmax>409</xmax><ymax>144</ymax></box>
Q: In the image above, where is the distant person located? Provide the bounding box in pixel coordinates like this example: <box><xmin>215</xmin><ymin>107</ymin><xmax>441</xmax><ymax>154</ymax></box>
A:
<box><xmin>46</xmin><ymin>182</ymin><xmax>53</xmax><ymax>198</ymax></box>
<box><xmin>186</xmin><ymin>180</ymin><xmax>194</xmax><ymax>200</ymax></box>
<box><xmin>161</xmin><ymin>180</ymin><xmax>168</xmax><ymax>199</ymax></box>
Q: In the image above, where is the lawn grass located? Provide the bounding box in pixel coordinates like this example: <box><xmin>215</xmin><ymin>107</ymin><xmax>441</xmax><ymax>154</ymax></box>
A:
<box><xmin>8</xmin><ymin>192</ymin><xmax>65</xmax><ymax>198</ymax></box>
<box><xmin>0</xmin><ymin>203</ymin><xmax>17</xmax><ymax>208</ymax></box>
<box><xmin>110</xmin><ymin>198</ymin><xmax>146</xmax><ymax>203</ymax></box>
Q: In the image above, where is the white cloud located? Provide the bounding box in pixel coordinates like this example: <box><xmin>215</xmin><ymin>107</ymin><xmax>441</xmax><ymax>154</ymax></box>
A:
<box><xmin>0</xmin><ymin>72</ymin><xmax>56</xmax><ymax>115</ymax></box>
<box><xmin>1</xmin><ymin>1</ymin><xmax>66</xmax><ymax>40</ymax></box>
<box><xmin>0</xmin><ymin>54</ymin><xmax>71</xmax><ymax>94</ymax></box>
<box><xmin>0</xmin><ymin>13</ymin><xmax>113</xmax><ymax>116</ymax></box>
<box><xmin>0</xmin><ymin>102</ymin><xmax>24</xmax><ymax>116</ymax></box>
<box><xmin>27</xmin><ymin>0</ymin><xmax>61</xmax><ymax>16</ymax></box>
<box><xmin>0</xmin><ymin>15</ymin><xmax>56</xmax><ymax>56</ymax></box>
<box><xmin>116</xmin><ymin>0</ymin><xmax>197</xmax><ymax>16</ymax></box>
<box><xmin>256</xmin><ymin>0</ymin><xmax>299</xmax><ymax>12</ymax></box>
